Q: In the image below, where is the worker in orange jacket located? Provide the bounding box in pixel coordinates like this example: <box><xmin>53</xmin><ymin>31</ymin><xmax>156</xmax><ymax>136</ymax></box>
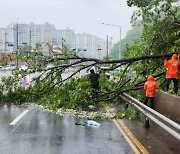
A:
<box><xmin>144</xmin><ymin>75</ymin><xmax>159</xmax><ymax>109</ymax></box>
<box><xmin>164</xmin><ymin>54</ymin><xmax>179</xmax><ymax>94</ymax></box>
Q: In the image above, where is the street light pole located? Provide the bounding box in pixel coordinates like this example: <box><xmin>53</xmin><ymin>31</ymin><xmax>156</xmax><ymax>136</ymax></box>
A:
<box><xmin>102</xmin><ymin>23</ymin><xmax>121</xmax><ymax>59</ymax></box>
<box><xmin>119</xmin><ymin>26</ymin><xmax>121</xmax><ymax>59</ymax></box>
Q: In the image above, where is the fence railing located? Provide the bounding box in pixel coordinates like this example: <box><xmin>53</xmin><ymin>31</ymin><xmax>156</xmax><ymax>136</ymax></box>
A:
<box><xmin>120</xmin><ymin>93</ymin><xmax>180</xmax><ymax>140</ymax></box>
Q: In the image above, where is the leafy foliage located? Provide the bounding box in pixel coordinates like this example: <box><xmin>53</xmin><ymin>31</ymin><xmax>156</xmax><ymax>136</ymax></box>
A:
<box><xmin>127</xmin><ymin>0</ymin><xmax>179</xmax><ymax>7</ymax></box>
<box><xmin>113</xmin><ymin>108</ymin><xmax>140</xmax><ymax>120</ymax></box>
<box><xmin>127</xmin><ymin>0</ymin><xmax>154</xmax><ymax>7</ymax></box>
<box><xmin>0</xmin><ymin>1</ymin><xmax>179</xmax><ymax>121</ymax></box>
<box><xmin>125</xmin><ymin>0</ymin><xmax>180</xmax><ymax>93</ymax></box>
<box><xmin>112</xmin><ymin>21</ymin><xmax>143</xmax><ymax>58</ymax></box>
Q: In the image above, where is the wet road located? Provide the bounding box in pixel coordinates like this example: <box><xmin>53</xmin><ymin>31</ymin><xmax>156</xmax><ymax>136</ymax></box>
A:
<box><xmin>0</xmin><ymin>105</ymin><xmax>133</xmax><ymax>154</ymax></box>
<box><xmin>0</xmin><ymin>68</ymin><xmax>87</xmax><ymax>85</ymax></box>
<box><xmin>0</xmin><ymin>71</ymin><xmax>180</xmax><ymax>154</ymax></box>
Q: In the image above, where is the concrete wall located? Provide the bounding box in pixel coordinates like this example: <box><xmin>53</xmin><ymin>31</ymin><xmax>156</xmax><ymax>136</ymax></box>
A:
<box><xmin>154</xmin><ymin>90</ymin><xmax>180</xmax><ymax>124</ymax></box>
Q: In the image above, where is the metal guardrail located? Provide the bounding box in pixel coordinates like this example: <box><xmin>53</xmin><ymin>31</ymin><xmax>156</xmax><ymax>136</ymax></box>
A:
<box><xmin>120</xmin><ymin>93</ymin><xmax>180</xmax><ymax>141</ymax></box>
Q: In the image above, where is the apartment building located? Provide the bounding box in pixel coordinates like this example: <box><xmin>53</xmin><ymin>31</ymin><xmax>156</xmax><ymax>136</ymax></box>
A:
<box><xmin>75</xmin><ymin>33</ymin><xmax>106</xmax><ymax>58</ymax></box>
<box><xmin>0</xmin><ymin>22</ymin><xmax>107</xmax><ymax>59</ymax></box>
<box><xmin>0</xmin><ymin>28</ymin><xmax>6</xmax><ymax>51</ymax></box>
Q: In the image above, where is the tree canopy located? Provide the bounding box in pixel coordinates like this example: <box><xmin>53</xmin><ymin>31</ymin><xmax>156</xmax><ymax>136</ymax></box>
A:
<box><xmin>0</xmin><ymin>0</ymin><xmax>179</xmax><ymax>111</ymax></box>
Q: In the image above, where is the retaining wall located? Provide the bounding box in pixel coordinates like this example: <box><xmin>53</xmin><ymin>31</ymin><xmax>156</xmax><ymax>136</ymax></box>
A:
<box><xmin>154</xmin><ymin>90</ymin><xmax>180</xmax><ymax>124</ymax></box>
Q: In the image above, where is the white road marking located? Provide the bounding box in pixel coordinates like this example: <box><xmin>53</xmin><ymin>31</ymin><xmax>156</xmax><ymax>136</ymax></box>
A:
<box><xmin>10</xmin><ymin>110</ymin><xmax>29</xmax><ymax>126</ymax></box>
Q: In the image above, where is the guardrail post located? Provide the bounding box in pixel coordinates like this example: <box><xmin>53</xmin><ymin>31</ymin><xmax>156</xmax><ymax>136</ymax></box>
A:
<box><xmin>145</xmin><ymin>116</ymin><xmax>150</xmax><ymax>128</ymax></box>
<box><xmin>125</xmin><ymin>103</ymin><xmax>128</xmax><ymax>109</ymax></box>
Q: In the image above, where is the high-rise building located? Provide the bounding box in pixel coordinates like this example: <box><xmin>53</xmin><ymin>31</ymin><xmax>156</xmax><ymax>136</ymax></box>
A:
<box><xmin>0</xmin><ymin>28</ymin><xmax>6</xmax><ymax>51</ymax></box>
<box><xmin>75</xmin><ymin>33</ymin><xmax>106</xmax><ymax>58</ymax></box>
<box><xmin>54</xmin><ymin>28</ymin><xmax>75</xmax><ymax>50</ymax></box>
<box><xmin>0</xmin><ymin>22</ymin><xmax>107</xmax><ymax>59</ymax></box>
<box><xmin>29</xmin><ymin>22</ymin><xmax>55</xmax><ymax>49</ymax></box>
<box><xmin>0</xmin><ymin>27</ymin><xmax>14</xmax><ymax>52</ymax></box>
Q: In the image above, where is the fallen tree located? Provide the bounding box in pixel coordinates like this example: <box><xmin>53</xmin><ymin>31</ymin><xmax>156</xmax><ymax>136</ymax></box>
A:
<box><xmin>0</xmin><ymin>45</ymin><xmax>179</xmax><ymax>110</ymax></box>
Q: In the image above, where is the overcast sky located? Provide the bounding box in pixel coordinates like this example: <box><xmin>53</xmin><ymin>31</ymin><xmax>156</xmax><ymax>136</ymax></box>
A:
<box><xmin>0</xmin><ymin>0</ymin><xmax>137</xmax><ymax>43</ymax></box>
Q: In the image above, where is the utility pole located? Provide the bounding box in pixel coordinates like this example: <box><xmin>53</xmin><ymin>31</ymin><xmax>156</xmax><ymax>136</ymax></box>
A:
<box><xmin>102</xmin><ymin>23</ymin><xmax>121</xmax><ymax>59</ymax></box>
<box><xmin>29</xmin><ymin>29</ymin><xmax>31</xmax><ymax>52</ymax></box>
<box><xmin>109</xmin><ymin>36</ymin><xmax>113</xmax><ymax>57</ymax></box>
<box><xmin>106</xmin><ymin>35</ymin><xmax>108</xmax><ymax>59</ymax></box>
<box><xmin>16</xmin><ymin>22</ymin><xmax>19</xmax><ymax>69</ymax></box>
<box><xmin>51</xmin><ymin>38</ymin><xmax>54</xmax><ymax>52</ymax></box>
<box><xmin>4</xmin><ymin>32</ymin><xmax>7</xmax><ymax>65</ymax></box>
<box><xmin>4</xmin><ymin>32</ymin><xmax>7</xmax><ymax>53</ymax></box>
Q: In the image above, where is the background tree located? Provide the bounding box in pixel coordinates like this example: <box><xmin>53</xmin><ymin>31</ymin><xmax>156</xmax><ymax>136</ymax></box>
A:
<box><xmin>112</xmin><ymin>21</ymin><xmax>143</xmax><ymax>59</ymax></box>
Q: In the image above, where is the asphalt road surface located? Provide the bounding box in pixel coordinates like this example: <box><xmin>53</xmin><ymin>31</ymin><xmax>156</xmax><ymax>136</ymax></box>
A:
<box><xmin>0</xmin><ymin>70</ymin><xmax>179</xmax><ymax>154</ymax></box>
<box><xmin>0</xmin><ymin>104</ymin><xmax>134</xmax><ymax>154</ymax></box>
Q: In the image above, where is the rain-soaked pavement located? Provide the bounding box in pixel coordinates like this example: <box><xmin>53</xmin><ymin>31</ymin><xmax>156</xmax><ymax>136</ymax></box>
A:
<box><xmin>0</xmin><ymin>104</ymin><xmax>179</xmax><ymax>154</ymax></box>
<box><xmin>0</xmin><ymin>104</ymin><xmax>133</xmax><ymax>154</ymax></box>
<box><xmin>123</xmin><ymin>119</ymin><xmax>180</xmax><ymax>154</ymax></box>
<box><xmin>1</xmin><ymin>72</ymin><xmax>179</xmax><ymax>154</ymax></box>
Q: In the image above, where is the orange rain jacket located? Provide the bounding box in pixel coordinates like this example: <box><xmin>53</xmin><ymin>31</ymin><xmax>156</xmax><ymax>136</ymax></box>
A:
<box><xmin>164</xmin><ymin>54</ymin><xmax>179</xmax><ymax>79</ymax></box>
<box><xmin>144</xmin><ymin>75</ymin><xmax>159</xmax><ymax>97</ymax></box>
